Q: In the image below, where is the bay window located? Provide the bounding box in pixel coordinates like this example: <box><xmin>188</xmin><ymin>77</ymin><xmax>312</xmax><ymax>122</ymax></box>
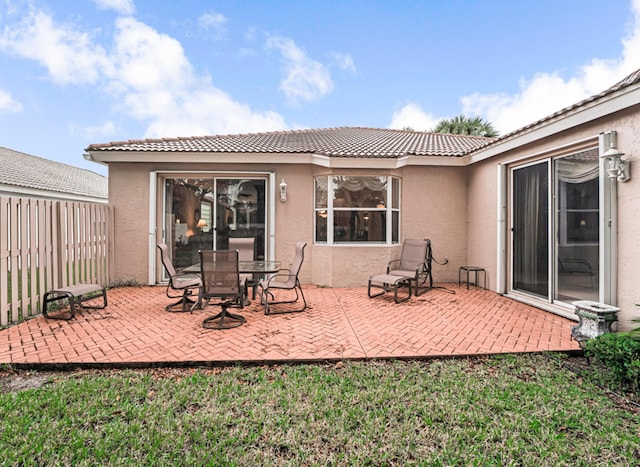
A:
<box><xmin>314</xmin><ymin>176</ymin><xmax>400</xmax><ymax>244</ymax></box>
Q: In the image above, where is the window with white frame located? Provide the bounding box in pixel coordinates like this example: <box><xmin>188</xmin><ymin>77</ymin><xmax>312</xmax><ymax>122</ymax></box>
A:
<box><xmin>314</xmin><ymin>176</ymin><xmax>400</xmax><ymax>244</ymax></box>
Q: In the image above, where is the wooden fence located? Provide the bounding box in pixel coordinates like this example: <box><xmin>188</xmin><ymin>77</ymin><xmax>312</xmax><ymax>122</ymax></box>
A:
<box><xmin>0</xmin><ymin>197</ymin><xmax>114</xmax><ymax>326</ymax></box>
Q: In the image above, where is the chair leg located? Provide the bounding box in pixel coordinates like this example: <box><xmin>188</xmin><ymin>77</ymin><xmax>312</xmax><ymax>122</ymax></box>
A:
<box><xmin>202</xmin><ymin>300</ymin><xmax>246</xmax><ymax>330</ymax></box>
<box><xmin>262</xmin><ymin>282</ymin><xmax>307</xmax><ymax>315</ymax></box>
<box><xmin>165</xmin><ymin>287</ymin><xmax>197</xmax><ymax>312</ymax></box>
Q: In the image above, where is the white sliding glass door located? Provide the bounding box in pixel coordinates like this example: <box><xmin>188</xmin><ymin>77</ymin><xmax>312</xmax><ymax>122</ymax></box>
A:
<box><xmin>511</xmin><ymin>149</ymin><xmax>600</xmax><ymax>304</ymax></box>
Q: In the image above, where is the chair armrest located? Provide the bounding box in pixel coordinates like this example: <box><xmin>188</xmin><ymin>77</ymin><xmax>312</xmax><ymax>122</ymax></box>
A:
<box><xmin>173</xmin><ymin>271</ymin><xmax>201</xmax><ymax>280</ymax></box>
<box><xmin>263</xmin><ymin>270</ymin><xmax>296</xmax><ymax>289</ymax></box>
<box><xmin>386</xmin><ymin>260</ymin><xmax>401</xmax><ymax>273</ymax></box>
<box><xmin>265</xmin><ymin>272</ymin><xmax>294</xmax><ymax>283</ymax></box>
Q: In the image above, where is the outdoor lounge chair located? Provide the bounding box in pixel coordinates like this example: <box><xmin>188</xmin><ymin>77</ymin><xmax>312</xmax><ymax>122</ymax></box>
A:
<box><xmin>258</xmin><ymin>242</ymin><xmax>307</xmax><ymax>315</ymax></box>
<box><xmin>385</xmin><ymin>238</ymin><xmax>433</xmax><ymax>297</ymax></box>
<box><xmin>157</xmin><ymin>243</ymin><xmax>202</xmax><ymax>312</ymax></box>
<box><xmin>198</xmin><ymin>249</ymin><xmax>246</xmax><ymax>329</ymax></box>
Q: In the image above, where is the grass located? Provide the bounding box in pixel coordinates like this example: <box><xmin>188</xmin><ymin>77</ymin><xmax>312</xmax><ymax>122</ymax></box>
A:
<box><xmin>1</xmin><ymin>354</ymin><xmax>639</xmax><ymax>465</ymax></box>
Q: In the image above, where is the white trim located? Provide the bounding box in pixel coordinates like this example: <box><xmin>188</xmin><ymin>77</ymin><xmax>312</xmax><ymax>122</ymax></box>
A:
<box><xmin>504</xmin><ymin>292</ymin><xmax>578</xmax><ymax>321</ymax></box>
<box><xmin>599</xmin><ymin>132</ymin><xmax>617</xmax><ymax>305</ymax></box>
<box><xmin>496</xmin><ymin>163</ymin><xmax>507</xmax><ymax>294</ymax></box>
<box><xmin>268</xmin><ymin>172</ymin><xmax>276</xmax><ymax>261</ymax></box>
<box><xmin>148</xmin><ymin>172</ymin><xmax>157</xmax><ymax>285</ymax></box>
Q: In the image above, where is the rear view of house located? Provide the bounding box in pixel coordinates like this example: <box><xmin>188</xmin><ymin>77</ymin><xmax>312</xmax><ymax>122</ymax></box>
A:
<box><xmin>85</xmin><ymin>68</ymin><xmax>640</xmax><ymax>331</ymax></box>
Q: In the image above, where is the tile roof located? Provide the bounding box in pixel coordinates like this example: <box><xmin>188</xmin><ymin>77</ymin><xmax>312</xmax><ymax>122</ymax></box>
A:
<box><xmin>86</xmin><ymin>67</ymin><xmax>640</xmax><ymax>160</ymax></box>
<box><xmin>0</xmin><ymin>146</ymin><xmax>108</xmax><ymax>200</ymax></box>
<box><xmin>85</xmin><ymin>127</ymin><xmax>493</xmax><ymax>158</ymax></box>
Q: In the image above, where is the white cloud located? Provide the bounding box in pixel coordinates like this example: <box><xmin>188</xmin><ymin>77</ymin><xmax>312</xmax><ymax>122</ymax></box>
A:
<box><xmin>70</xmin><ymin>120</ymin><xmax>119</xmax><ymax>139</ymax></box>
<box><xmin>461</xmin><ymin>0</ymin><xmax>640</xmax><ymax>134</ymax></box>
<box><xmin>0</xmin><ymin>8</ymin><xmax>288</xmax><ymax>138</ymax></box>
<box><xmin>105</xmin><ymin>17</ymin><xmax>287</xmax><ymax>137</ymax></box>
<box><xmin>389</xmin><ymin>102</ymin><xmax>440</xmax><ymax>132</ymax></box>
<box><xmin>198</xmin><ymin>11</ymin><xmax>228</xmax><ymax>39</ymax></box>
<box><xmin>0</xmin><ymin>10</ymin><xmax>111</xmax><ymax>85</ymax></box>
<box><xmin>266</xmin><ymin>35</ymin><xmax>333</xmax><ymax>104</ymax></box>
<box><xmin>0</xmin><ymin>88</ymin><xmax>23</xmax><ymax>112</ymax></box>
<box><xmin>329</xmin><ymin>51</ymin><xmax>356</xmax><ymax>74</ymax></box>
<box><xmin>91</xmin><ymin>0</ymin><xmax>135</xmax><ymax>16</ymax></box>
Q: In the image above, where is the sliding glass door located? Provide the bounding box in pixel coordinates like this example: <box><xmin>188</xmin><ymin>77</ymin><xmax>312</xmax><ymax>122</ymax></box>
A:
<box><xmin>512</xmin><ymin>161</ymin><xmax>549</xmax><ymax>297</ymax></box>
<box><xmin>554</xmin><ymin>151</ymin><xmax>600</xmax><ymax>302</ymax></box>
<box><xmin>511</xmin><ymin>149</ymin><xmax>600</xmax><ymax>304</ymax></box>
<box><xmin>163</xmin><ymin>177</ymin><xmax>266</xmax><ymax>271</ymax></box>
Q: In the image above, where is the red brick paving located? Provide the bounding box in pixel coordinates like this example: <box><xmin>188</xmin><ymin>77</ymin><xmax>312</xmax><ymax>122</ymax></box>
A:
<box><xmin>0</xmin><ymin>284</ymin><xmax>581</xmax><ymax>368</ymax></box>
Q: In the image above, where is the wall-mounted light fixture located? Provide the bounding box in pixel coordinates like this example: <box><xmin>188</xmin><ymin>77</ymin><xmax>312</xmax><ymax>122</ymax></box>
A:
<box><xmin>601</xmin><ymin>131</ymin><xmax>631</xmax><ymax>182</ymax></box>
<box><xmin>279</xmin><ymin>179</ymin><xmax>288</xmax><ymax>203</ymax></box>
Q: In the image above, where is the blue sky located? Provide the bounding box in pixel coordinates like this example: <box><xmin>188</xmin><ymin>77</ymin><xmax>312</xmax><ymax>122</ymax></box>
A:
<box><xmin>1</xmin><ymin>0</ymin><xmax>639</xmax><ymax>176</ymax></box>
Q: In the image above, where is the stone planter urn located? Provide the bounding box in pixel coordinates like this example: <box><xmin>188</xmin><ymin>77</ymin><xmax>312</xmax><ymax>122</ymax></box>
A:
<box><xmin>571</xmin><ymin>300</ymin><xmax>620</xmax><ymax>344</ymax></box>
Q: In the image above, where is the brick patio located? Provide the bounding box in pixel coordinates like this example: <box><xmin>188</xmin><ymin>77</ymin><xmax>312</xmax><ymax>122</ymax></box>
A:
<box><xmin>0</xmin><ymin>284</ymin><xmax>581</xmax><ymax>369</ymax></box>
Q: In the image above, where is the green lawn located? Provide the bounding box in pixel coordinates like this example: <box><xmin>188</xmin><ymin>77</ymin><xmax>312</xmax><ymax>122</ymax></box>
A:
<box><xmin>1</xmin><ymin>354</ymin><xmax>638</xmax><ymax>465</ymax></box>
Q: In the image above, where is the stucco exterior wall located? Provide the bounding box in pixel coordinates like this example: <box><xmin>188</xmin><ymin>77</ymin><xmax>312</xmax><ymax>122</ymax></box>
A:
<box><xmin>398</xmin><ymin>165</ymin><xmax>467</xmax><ymax>284</ymax></box>
<box><xmin>109</xmin><ymin>162</ymin><xmax>152</xmax><ymax>285</ymax></box>
<box><xmin>609</xmin><ymin>108</ymin><xmax>640</xmax><ymax>331</ymax></box>
<box><xmin>466</xmin><ymin>106</ymin><xmax>640</xmax><ymax>330</ymax></box>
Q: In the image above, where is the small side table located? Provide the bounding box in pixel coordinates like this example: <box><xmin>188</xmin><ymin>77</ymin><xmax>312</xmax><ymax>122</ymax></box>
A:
<box><xmin>458</xmin><ymin>266</ymin><xmax>486</xmax><ymax>290</ymax></box>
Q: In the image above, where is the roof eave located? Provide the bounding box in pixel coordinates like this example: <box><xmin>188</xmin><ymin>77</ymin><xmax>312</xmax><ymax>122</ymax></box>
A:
<box><xmin>83</xmin><ymin>150</ymin><xmax>470</xmax><ymax>168</ymax></box>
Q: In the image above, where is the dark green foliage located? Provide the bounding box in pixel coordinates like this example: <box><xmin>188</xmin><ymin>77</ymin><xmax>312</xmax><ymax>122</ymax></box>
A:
<box><xmin>432</xmin><ymin>115</ymin><xmax>499</xmax><ymax>137</ymax></box>
<box><xmin>584</xmin><ymin>332</ymin><xmax>640</xmax><ymax>391</ymax></box>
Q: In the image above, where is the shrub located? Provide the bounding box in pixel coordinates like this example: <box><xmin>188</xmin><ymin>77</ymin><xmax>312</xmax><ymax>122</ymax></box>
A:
<box><xmin>583</xmin><ymin>331</ymin><xmax>640</xmax><ymax>391</ymax></box>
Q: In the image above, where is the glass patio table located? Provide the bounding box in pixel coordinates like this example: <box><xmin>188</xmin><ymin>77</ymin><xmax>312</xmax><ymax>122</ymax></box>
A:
<box><xmin>184</xmin><ymin>260</ymin><xmax>281</xmax><ymax>299</ymax></box>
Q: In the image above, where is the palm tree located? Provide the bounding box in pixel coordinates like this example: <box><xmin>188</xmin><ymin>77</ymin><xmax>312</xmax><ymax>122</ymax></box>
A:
<box><xmin>432</xmin><ymin>115</ymin><xmax>499</xmax><ymax>137</ymax></box>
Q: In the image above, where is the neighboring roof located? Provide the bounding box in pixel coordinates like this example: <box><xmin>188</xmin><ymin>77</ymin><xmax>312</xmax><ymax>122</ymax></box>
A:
<box><xmin>0</xmin><ymin>146</ymin><xmax>108</xmax><ymax>201</ymax></box>
<box><xmin>85</xmin><ymin>127</ymin><xmax>493</xmax><ymax>158</ymax></box>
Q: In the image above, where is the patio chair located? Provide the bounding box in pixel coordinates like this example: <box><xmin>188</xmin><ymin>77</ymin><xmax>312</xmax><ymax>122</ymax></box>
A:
<box><xmin>229</xmin><ymin>237</ymin><xmax>255</xmax><ymax>299</ymax></box>
<box><xmin>386</xmin><ymin>238</ymin><xmax>432</xmax><ymax>297</ymax></box>
<box><xmin>157</xmin><ymin>243</ymin><xmax>202</xmax><ymax>312</ymax></box>
<box><xmin>258</xmin><ymin>242</ymin><xmax>307</xmax><ymax>315</ymax></box>
<box><xmin>198</xmin><ymin>249</ymin><xmax>246</xmax><ymax>329</ymax></box>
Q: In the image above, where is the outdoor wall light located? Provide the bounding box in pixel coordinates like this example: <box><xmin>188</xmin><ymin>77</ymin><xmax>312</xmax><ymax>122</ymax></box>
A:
<box><xmin>279</xmin><ymin>179</ymin><xmax>288</xmax><ymax>202</ymax></box>
<box><xmin>601</xmin><ymin>131</ymin><xmax>631</xmax><ymax>182</ymax></box>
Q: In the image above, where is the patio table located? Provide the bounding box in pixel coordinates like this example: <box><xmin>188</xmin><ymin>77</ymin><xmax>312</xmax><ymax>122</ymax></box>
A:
<box><xmin>185</xmin><ymin>260</ymin><xmax>281</xmax><ymax>299</ymax></box>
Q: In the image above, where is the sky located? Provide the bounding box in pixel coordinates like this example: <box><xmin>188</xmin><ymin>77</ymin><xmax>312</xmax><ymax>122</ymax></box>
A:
<box><xmin>1</xmin><ymin>0</ymin><xmax>639</xmax><ymax>176</ymax></box>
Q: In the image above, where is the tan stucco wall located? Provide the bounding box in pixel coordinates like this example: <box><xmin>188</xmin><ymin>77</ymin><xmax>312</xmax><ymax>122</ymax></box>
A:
<box><xmin>108</xmin><ymin>162</ymin><xmax>152</xmax><ymax>285</ymax></box>
<box><xmin>108</xmin><ymin>161</ymin><xmax>467</xmax><ymax>289</ymax></box>
<box><xmin>611</xmin><ymin>108</ymin><xmax>640</xmax><ymax>331</ymax></box>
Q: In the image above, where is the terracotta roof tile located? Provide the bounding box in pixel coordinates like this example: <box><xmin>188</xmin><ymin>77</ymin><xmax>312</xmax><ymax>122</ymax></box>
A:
<box><xmin>0</xmin><ymin>146</ymin><xmax>108</xmax><ymax>199</ymax></box>
<box><xmin>86</xmin><ymin>127</ymin><xmax>493</xmax><ymax>157</ymax></box>
<box><xmin>86</xmin><ymin>67</ymin><xmax>640</xmax><ymax>160</ymax></box>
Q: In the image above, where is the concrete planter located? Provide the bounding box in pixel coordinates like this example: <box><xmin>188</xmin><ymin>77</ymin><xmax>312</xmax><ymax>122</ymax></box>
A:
<box><xmin>571</xmin><ymin>300</ymin><xmax>620</xmax><ymax>344</ymax></box>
